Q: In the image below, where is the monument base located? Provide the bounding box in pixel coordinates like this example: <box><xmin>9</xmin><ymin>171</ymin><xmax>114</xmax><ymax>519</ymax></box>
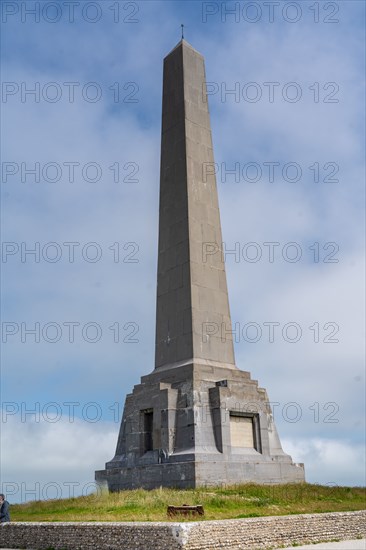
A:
<box><xmin>95</xmin><ymin>363</ymin><xmax>305</xmax><ymax>490</ymax></box>
<box><xmin>96</xmin><ymin>458</ymin><xmax>304</xmax><ymax>492</ymax></box>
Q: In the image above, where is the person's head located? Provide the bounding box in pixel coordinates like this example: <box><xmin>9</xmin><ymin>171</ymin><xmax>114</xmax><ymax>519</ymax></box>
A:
<box><xmin>0</xmin><ymin>494</ymin><xmax>5</xmax><ymax>503</ymax></box>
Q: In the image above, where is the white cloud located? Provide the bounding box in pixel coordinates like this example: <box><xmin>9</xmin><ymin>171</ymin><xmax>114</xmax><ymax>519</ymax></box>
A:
<box><xmin>283</xmin><ymin>437</ymin><xmax>366</xmax><ymax>487</ymax></box>
<box><xmin>1</xmin><ymin>414</ymin><xmax>118</xmax><ymax>503</ymax></box>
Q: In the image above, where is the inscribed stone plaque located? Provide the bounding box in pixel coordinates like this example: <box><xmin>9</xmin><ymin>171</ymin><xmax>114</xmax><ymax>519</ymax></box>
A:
<box><xmin>230</xmin><ymin>415</ymin><xmax>254</xmax><ymax>448</ymax></box>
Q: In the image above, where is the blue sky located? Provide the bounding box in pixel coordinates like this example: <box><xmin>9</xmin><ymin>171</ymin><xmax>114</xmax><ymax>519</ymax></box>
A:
<box><xmin>1</xmin><ymin>0</ymin><xmax>365</xmax><ymax>502</ymax></box>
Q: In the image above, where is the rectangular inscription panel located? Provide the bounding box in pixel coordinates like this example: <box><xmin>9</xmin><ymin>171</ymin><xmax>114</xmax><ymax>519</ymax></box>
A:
<box><xmin>230</xmin><ymin>415</ymin><xmax>254</xmax><ymax>448</ymax></box>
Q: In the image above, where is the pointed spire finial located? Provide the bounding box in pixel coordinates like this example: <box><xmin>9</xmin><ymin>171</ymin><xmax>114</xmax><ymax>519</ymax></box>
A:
<box><xmin>181</xmin><ymin>24</ymin><xmax>184</xmax><ymax>40</ymax></box>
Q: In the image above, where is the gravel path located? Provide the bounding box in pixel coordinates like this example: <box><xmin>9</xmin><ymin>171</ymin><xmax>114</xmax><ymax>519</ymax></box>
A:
<box><xmin>277</xmin><ymin>539</ymin><xmax>366</xmax><ymax>550</ymax></box>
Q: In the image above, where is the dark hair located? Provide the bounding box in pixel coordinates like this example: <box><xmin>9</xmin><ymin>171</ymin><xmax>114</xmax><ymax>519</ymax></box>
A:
<box><xmin>0</xmin><ymin>494</ymin><xmax>5</xmax><ymax>500</ymax></box>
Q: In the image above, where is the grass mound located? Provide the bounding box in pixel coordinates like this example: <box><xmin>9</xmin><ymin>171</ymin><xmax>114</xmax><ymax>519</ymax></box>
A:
<box><xmin>11</xmin><ymin>483</ymin><xmax>366</xmax><ymax>522</ymax></box>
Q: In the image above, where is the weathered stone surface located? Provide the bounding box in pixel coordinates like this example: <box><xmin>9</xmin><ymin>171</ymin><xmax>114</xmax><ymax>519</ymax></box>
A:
<box><xmin>96</xmin><ymin>40</ymin><xmax>305</xmax><ymax>490</ymax></box>
<box><xmin>155</xmin><ymin>39</ymin><xmax>235</xmax><ymax>369</ymax></box>
<box><xmin>96</xmin><ymin>361</ymin><xmax>304</xmax><ymax>489</ymax></box>
<box><xmin>1</xmin><ymin>511</ymin><xmax>365</xmax><ymax>550</ymax></box>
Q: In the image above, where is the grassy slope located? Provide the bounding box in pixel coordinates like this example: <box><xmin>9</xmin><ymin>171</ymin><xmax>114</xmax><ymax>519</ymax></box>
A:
<box><xmin>11</xmin><ymin>484</ymin><xmax>366</xmax><ymax>522</ymax></box>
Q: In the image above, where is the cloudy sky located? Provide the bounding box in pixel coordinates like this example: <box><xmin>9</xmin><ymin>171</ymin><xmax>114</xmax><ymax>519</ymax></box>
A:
<box><xmin>1</xmin><ymin>0</ymin><xmax>365</xmax><ymax>503</ymax></box>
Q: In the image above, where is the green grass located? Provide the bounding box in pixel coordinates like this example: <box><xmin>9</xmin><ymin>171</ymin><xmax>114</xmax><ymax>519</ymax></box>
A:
<box><xmin>11</xmin><ymin>483</ymin><xmax>366</xmax><ymax>522</ymax></box>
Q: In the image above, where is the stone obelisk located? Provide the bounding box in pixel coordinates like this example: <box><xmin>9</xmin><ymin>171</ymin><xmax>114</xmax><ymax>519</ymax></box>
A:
<box><xmin>95</xmin><ymin>40</ymin><xmax>305</xmax><ymax>489</ymax></box>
